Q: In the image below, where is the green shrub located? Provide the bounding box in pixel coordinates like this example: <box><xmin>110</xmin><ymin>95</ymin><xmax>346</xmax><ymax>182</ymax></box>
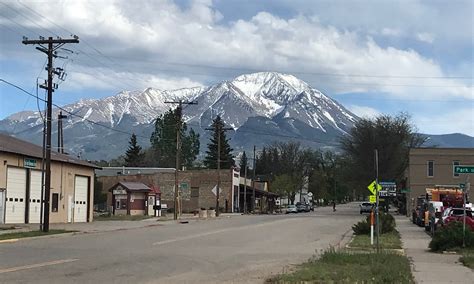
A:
<box><xmin>352</xmin><ymin>219</ymin><xmax>371</xmax><ymax>235</ymax></box>
<box><xmin>429</xmin><ymin>221</ymin><xmax>474</xmax><ymax>252</ymax></box>
<box><xmin>379</xmin><ymin>212</ymin><xmax>396</xmax><ymax>234</ymax></box>
<box><xmin>352</xmin><ymin>213</ymin><xmax>395</xmax><ymax>235</ymax></box>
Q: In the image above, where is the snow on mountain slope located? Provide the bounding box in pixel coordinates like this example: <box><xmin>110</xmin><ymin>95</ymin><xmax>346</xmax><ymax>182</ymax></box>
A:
<box><xmin>0</xmin><ymin>72</ymin><xmax>358</xmax><ymax>160</ymax></box>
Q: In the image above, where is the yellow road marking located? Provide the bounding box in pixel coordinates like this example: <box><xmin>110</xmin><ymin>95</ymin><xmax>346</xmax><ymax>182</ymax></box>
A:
<box><xmin>0</xmin><ymin>239</ymin><xmax>18</xmax><ymax>244</ymax></box>
<box><xmin>0</xmin><ymin>259</ymin><xmax>79</xmax><ymax>274</ymax></box>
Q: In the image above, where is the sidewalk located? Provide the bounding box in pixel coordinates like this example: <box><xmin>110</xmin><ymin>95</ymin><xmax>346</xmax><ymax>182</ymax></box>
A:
<box><xmin>396</xmin><ymin>215</ymin><xmax>474</xmax><ymax>283</ymax></box>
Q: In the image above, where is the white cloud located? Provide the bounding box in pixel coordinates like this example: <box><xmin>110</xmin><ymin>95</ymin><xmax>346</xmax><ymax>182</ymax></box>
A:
<box><xmin>414</xmin><ymin>108</ymin><xmax>474</xmax><ymax>136</ymax></box>
<box><xmin>3</xmin><ymin>1</ymin><xmax>470</xmax><ymax>101</ymax></box>
<box><xmin>348</xmin><ymin>105</ymin><xmax>381</xmax><ymax>119</ymax></box>
<box><xmin>416</xmin><ymin>32</ymin><xmax>435</xmax><ymax>44</ymax></box>
<box><xmin>381</xmin><ymin>28</ymin><xmax>402</xmax><ymax>37</ymax></box>
<box><xmin>1</xmin><ymin>0</ymin><xmax>472</xmax><ymax>136</ymax></box>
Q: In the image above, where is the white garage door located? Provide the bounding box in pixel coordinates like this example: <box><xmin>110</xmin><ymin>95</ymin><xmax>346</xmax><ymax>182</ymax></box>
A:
<box><xmin>74</xmin><ymin>176</ymin><xmax>88</xmax><ymax>222</ymax></box>
<box><xmin>28</xmin><ymin>170</ymin><xmax>42</xmax><ymax>224</ymax></box>
<box><xmin>5</xmin><ymin>167</ymin><xmax>27</xmax><ymax>224</ymax></box>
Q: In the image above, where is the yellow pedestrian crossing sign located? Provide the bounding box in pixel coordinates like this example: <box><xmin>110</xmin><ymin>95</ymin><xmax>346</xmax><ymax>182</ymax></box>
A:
<box><xmin>369</xmin><ymin>195</ymin><xmax>376</xmax><ymax>203</ymax></box>
<box><xmin>367</xmin><ymin>180</ymin><xmax>382</xmax><ymax>195</ymax></box>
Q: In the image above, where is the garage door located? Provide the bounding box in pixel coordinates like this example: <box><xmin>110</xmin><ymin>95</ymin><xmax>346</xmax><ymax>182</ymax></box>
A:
<box><xmin>74</xmin><ymin>176</ymin><xmax>88</xmax><ymax>222</ymax></box>
<box><xmin>5</xmin><ymin>167</ymin><xmax>27</xmax><ymax>224</ymax></box>
<box><xmin>28</xmin><ymin>170</ymin><xmax>42</xmax><ymax>224</ymax></box>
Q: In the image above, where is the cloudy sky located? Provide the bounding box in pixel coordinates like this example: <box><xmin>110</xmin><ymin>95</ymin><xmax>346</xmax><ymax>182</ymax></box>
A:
<box><xmin>0</xmin><ymin>0</ymin><xmax>473</xmax><ymax>135</ymax></box>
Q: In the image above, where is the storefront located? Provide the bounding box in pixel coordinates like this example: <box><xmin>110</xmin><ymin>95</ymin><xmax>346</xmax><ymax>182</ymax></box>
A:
<box><xmin>109</xmin><ymin>182</ymin><xmax>157</xmax><ymax>216</ymax></box>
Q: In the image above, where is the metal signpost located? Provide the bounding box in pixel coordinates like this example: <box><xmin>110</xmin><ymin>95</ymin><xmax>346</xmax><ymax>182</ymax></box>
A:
<box><xmin>454</xmin><ymin>165</ymin><xmax>473</xmax><ymax>248</ymax></box>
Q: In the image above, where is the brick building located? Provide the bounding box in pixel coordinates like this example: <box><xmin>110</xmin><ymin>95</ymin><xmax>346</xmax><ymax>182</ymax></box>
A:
<box><xmin>96</xmin><ymin>167</ymin><xmax>240</xmax><ymax>213</ymax></box>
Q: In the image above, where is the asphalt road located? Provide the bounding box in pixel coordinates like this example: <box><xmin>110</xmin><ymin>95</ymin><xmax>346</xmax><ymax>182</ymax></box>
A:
<box><xmin>0</xmin><ymin>203</ymin><xmax>362</xmax><ymax>284</ymax></box>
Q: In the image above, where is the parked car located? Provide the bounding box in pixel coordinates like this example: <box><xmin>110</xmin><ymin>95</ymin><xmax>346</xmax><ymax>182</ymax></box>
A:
<box><xmin>439</xmin><ymin>207</ymin><xmax>474</xmax><ymax>231</ymax></box>
<box><xmin>359</xmin><ymin>202</ymin><xmax>373</xmax><ymax>214</ymax></box>
<box><xmin>296</xmin><ymin>202</ymin><xmax>311</xmax><ymax>212</ymax></box>
<box><xmin>285</xmin><ymin>204</ymin><xmax>298</xmax><ymax>214</ymax></box>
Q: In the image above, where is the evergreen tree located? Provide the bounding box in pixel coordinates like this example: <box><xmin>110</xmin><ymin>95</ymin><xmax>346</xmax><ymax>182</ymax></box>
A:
<box><xmin>124</xmin><ymin>133</ymin><xmax>144</xmax><ymax>166</ymax></box>
<box><xmin>204</xmin><ymin>115</ymin><xmax>235</xmax><ymax>169</ymax></box>
<box><xmin>150</xmin><ymin>108</ymin><xmax>200</xmax><ymax>168</ymax></box>
<box><xmin>239</xmin><ymin>151</ymin><xmax>248</xmax><ymax>175</ymax></box>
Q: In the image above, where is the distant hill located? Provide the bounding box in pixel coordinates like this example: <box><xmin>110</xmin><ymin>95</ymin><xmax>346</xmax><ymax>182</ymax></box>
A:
<box><xmin>421</xmin><ymin>133</ymin><xmax>474</xmax><ymax>148</ymax></box>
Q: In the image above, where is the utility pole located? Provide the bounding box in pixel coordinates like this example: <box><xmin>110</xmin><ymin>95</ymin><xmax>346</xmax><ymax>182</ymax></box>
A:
<box><xmin>252</xmin><ymin>145</ymin><xmax>256</xmax><ymax>212</ymax></box>
<box><xmin>374</xmin><ymin>149</ymin><xmax>380</xmax><ymax>253</ymax></box>
<box><xmin>57</xmin><ymin>111</ymin><xmax>67</xmax><ymax>153</ymax></box>
<box><xmin>23</xmin><ymin>36</ymin><xmax>79</xmax><ymax>232</ymax></box>
<box><xmin>165</xmin><ymin>100</ymin><xmax>197</xmax><ymax>220</ymax></box>
<box><xmin>206</xmin><ymin>121</ymin><xmax>232</xmax><ymax>217</ymax></box>
<box><xmin>243</xmin><ymin>164</ymin><xmax>247</xmax><ymax>213</ymax></box>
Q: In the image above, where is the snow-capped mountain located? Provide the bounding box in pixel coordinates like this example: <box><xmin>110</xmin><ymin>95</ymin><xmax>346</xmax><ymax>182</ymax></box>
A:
<box><xmin>0</xmin><ymin>72</ymin><xmax>358</xmax><ymax>160</ymax></box>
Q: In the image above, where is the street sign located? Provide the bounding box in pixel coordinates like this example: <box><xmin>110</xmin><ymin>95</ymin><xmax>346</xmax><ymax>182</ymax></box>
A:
<box><xmin>367</xmin><ymin>180</ymin><xmax>382</xmax><ymax>195</ymax></box>
<box><xmin>369</xmin><ymin>195</ymin><xmax>376</xmax><ymax>203</ymax></box>
<box><xmin>454</xmin><ymin>165</ymin><xmax>474</xmax><ymax>174</ymax></box>
<box><xmin>180</xmin><ymin>182</ymin><xmax>189</xmax><ymax>190</ymax></box>
<box><xmin>24</xmin><ymin>158</ymin><xmax>37</xmax><ymax>168</ymax></box>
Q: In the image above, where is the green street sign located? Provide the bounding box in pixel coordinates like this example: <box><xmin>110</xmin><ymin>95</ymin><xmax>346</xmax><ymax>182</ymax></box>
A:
<box><xmin>180</xmin><ymin>182</ymin><xmax>189</xmax><ymax>190</ymax></box>
<box><xmin>24</xmin><ymin>158</ymin><xmax>37</xmax><ymax>168</ymax></box>
<box><xmin>401</xmin><ymin>188</ymin><xmax>410</xmax><ymax>193</ymax></box>
<box><xmin>454</xmin><ymin>165</ymin><xmax>474</xmax><ymax>174</ymax></box>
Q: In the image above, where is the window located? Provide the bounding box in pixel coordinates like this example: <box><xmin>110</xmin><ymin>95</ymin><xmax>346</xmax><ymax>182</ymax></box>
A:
<box><xmin>191</xmin><ymin>187</ymin><xmax>199</xmax><ymax>198</ymax></box>
<box><xmin>453</xmin><ymin>160</ymin><xmax>460</xmax><ymax>177</ymax></box>
<box><xmin>52</xmin><ymin>193</ymin><xmax>59</xmax><ymax>212</ymax></box>
<box><xmin>116</xmin><ymin>200</ymin><xmax>120</xmax><ymax>209</ymax></box>
<box><xmin>427</xmin><ymin>160</ymin><xmax>434</xmax><ymax>177</ymax></box>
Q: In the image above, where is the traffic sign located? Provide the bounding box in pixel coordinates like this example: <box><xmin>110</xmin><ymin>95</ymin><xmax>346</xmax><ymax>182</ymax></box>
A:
<box><xmin>367</xmin><ymin>180</ymin><xmax>382</xmax><ymax>195</ymax></box>
<box><xmin>369</xmin><ymin>195</ymin><xmax>376</xmax><ymax>203</ymax></box>
<box><xmin>454</xmin><ymin>165</ymin><xmax>474</xmax><ymax>174</ymax></box>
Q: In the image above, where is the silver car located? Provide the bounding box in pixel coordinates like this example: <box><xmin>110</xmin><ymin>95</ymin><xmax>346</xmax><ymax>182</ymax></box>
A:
<box><xmin>359</xmin><ymin>202</ymin><xmax>373</xmax><ymax>214</ymax></box>
<box><xmin>286</xmin><ymin>204</ymin><xmax>298</xmax><ymax>214</ymax></box>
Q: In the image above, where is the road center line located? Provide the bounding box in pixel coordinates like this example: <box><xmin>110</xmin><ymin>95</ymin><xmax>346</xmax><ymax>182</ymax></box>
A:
<box><xmin>0</xmin><ymin>259</ymin><xmax>79</xmax><ymax>274</ymax></box>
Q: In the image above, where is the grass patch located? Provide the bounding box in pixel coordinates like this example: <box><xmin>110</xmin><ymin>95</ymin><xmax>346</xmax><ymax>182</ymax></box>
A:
<box><xmin>269</xmin><ymin>249</ymin><xmax>413</xmax><ymax>283</ymax></box>
<box><xmin>0</xmin><ymin>229</ymin><xmax>73</xmax><ymax>241</ymax></box>
<box><xmin>460</xmin><ymin>255</ymin><xmax>474</xmax><ymax>269</ymax></box>
<box><xmin>94</xmin><ymin>214</ymin><xmax>152</xmax><ymax>221</ymax></box>
<box><xmin>350</xmin><ymin>230</ymin><xmax>402</xmax><ymax>249</ymax></box>
<box><xmin>459</xmin><ymin>249</ymin><xmax>474</xmax><ymax>269</ymax></box>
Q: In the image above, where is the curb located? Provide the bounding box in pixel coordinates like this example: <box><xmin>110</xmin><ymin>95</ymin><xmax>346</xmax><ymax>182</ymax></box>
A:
<box><xmin>0</xmin><ymin>232</ymin><xmax>76</xmax><ymax>244</ymax></box>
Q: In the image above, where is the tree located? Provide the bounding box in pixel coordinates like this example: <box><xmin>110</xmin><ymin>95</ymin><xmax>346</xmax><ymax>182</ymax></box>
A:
<box><xmin>340</xmin><ymin>113</ymin><xmax>425</xmax><ymax>197</ymax></box>
<box><xmin>272</xmin><ymin>174</ymin><xmax>301</xmax><ymax>204</ymax></box>
<box><xmin>239</xmin><ymin>151</ymin><xmax>248</xmax><ymax>175</ymax></box>
<box><xmin>204</xmin><ymin>115</ymin><xmax>235</xmax><ymax>169</ymax></box>
<box><xmin>124</xmin><ymin>133</ymin><xmax>144</xmax><ymax>166</ymax></box>
<box><xmin>150</xmin><ymin>108</ymin><xmax>200</xmax><ymax>168</ymax></box>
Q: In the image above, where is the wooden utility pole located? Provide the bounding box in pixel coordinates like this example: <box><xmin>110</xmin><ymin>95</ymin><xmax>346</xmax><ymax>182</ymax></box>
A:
<box><xmin>252</xmin><ymin>145</ymin><xmax>256</xmax><ymax>212</ymax></box>
<box><xmin>22</xmin><ymin>36</ymin><xmax>79</xmax><ymax>232</ymax></box>
<box><xmin>165</xmin><ymin>100</ymin><xmax>197</xmax><ymax>220</ymax></box>
<box><xmin>206</xmin><ymin>121</ymin><xmax>232</xmax><ymax>216</ymax></box>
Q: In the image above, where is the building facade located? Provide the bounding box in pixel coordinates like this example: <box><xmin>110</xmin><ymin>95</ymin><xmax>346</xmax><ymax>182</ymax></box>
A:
<box><xmin>406</xmin><ymin>147</ymin><xmax>474</xmax><ymax>215</ymax></box>
<box><xmin>0</xmin><ymin>134</ymin><xmax>97</xmax><ymax>224</ymax></box>
<box><xmin>96</xmin><ymin>167</ymin><xmax>241</xmax><ymax>213</ymax></box>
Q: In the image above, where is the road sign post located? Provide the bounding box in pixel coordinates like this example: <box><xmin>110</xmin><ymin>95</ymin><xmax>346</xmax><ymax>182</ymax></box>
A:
<box><xmin>454</xmin><ymin>165</ymin><xmax>473</xmax><ymax>248</ymax></box>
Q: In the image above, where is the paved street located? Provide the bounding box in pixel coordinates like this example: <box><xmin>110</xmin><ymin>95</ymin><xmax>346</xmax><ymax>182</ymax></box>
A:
<box><xmin>0</xmin><ymin>203</ymin><xmax>360</xmax><ymax>284</ymax></box>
